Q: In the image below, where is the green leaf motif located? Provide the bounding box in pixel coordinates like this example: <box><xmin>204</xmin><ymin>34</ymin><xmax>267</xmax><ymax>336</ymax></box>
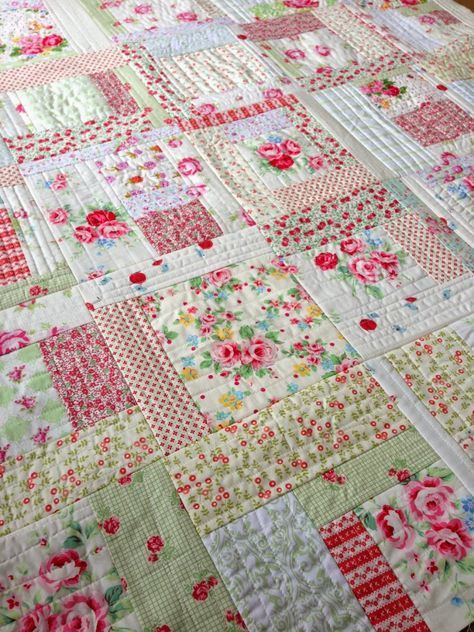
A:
<box><xmin>239</xmin><ymin>325</ymin><xmax>254</xmax><ymax>340</ymax></box>
<box><xmin>27</xmin><ymin>371</ymin><xmax>53</xmax><ymax>392</ymax></box>
<box><xmin>63</xmin><ymin>535</ymin><xmax>82</xmax><ymax>549</ymax></box>
<box><xmin>363</xmin><ymin>511</ymin><xmax>377</xmax><ymax>532</ymax></box>
<box><xmin>199</xmin><ymin>359</ymin><xmax>212</xmax><ymax>369</ymax></box>
<box><xmin>457</xmin><ymin>557</ymin><xmax>474</xmax><ymax>573</ymax></box>
<box><xmin>16</xmin><ymin>344</ymin><xmax>42</xmax><ymax>362</ymax></box>
<box><xmin>105</xmin><ymin>584</ymin><xmax>123</xmax><ymax>607</ymax></box>
<box><xmin>3</xmin><ymin>416</ymin><xmax>30</xmax><ymax>442</ymax></box>
<box><xmin>41</xmin><ymin>398</ymin><xmax>66</xmax><ymax>424</ymax></box>
<box><xmin>365</xmin><ymin>285</ymin><xmax>384</xmax><ymax>300</ymax></box>
<box><xmin>0</xmin><ymin>386</ymin><xmax>16</xmax><ymax>406</ymax></box>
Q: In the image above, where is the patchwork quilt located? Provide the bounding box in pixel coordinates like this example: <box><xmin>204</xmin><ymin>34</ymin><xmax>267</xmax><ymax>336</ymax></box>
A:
<box><xmin>0</xmin><ymin>0</ymin><xmax>474</xmax><ymax>630</ymax></box>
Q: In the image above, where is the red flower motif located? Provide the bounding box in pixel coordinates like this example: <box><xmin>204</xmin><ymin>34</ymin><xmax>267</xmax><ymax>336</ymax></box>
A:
<box><xmin>146</xmin><ymin>534</ymin><xmax>165</xmax><ymax>553</ymax></box>
<box><xmin>383</xmin><ymin>85</ymin><xmax>400</xmax><ymax>97</ymax></box>
<box><xmin>313</xmin><ymin>252</ymin><xmax>339</xmax><ymax>270</ymax></box>
<box><xmin>192</xmin><ymin>581</ymin><xmax>209</xmax><ymax>601</ymax></box>
<box><xmin>269</xmin><ymin>154</ymin><xmax>294</xmax><ymax>170</ymax></box>
<box><xmin>102</xmin><ymin>516</ymin><xmax>121</xmax><ymax>535</ymax></box>
<box><xmin>39</xmin><ymin>550</ymin><xmax>87</xmax><ymax>592</ymax></box>
<box><xmin>86</xmin><ymin>209</ymin><xmax>116</xmax><ymax>226</ymax></box>
<box><xmin>155</xmin><ymin>626</ymin><xmax>171</xmax><ymax>632</ymax></box>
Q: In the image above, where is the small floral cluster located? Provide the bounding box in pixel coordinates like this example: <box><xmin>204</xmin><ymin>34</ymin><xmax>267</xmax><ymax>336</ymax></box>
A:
<box><xmin>191</xmin><ymin>575</ymin><xmax>219</xmax><ymax>601</ymax></box>
<box><xmin>313</xmin><ymin>234</ymin><xmax>406</xmax><ymax>299</ymax></box>
<box><xmin>361</xmin><ymin>78</ymin><xmax>408</xmax><ymax>110</ymax></box>
<box><xmin>257</xmin><ymin>138</ymin><xmax>302</xmax><ymax>171</ymax></box>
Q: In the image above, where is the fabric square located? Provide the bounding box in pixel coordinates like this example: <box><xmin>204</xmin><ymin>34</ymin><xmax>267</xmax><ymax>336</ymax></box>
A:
<box><xmin>136</xmin><ymin>199</ymin><xmax>223</xmax><ymax>254</ymax></box>
<box><xmin>291</xmin><ymin>220</ymin><xmax>472</xmax><ymax>358</ymax></box>
<box><xmin>165</xmin><ymin>364</ymin><xmax>412</xmax><ymax>535</ymax></box>
<box><xmin>320</xmin><ymin>510</ymin><xmax>430</xmax><ymax>632</ymax></box>
<box><xmin>39</xmin><ymin>323</ymin><xmax>136</xmax><ymax>428</ymax></box>
<box><xmin>0</xmin><ymin>4</ymin><xmax>69</xmax><ymax>70</ymax></box>
<box><xmin>8</xmin><ymin>75</ymin><xmax>112</xmax><ymax>133</ymax></box>
<box><xmin>387</xmin><ymin>323</ymin><xmax>474</xmax><ymax>459</ymax></box>
<box><xmin>0</xmin><ymin>498</ymin><xmax>140</xmax><ymax>630</ymax></box>
<box><xmin>141</xmin><ymin>254</ymin><xmax>359</xmax><ymax>428</ymax></box>
<box><xmin>354</xmin><ymin>461</ymin><xmax>474</xmax><ymax>632</ymax></box>
<box><xmin>204</xmin><ymin>493</ymin><xmax>371</xmax><ymax>631</ymax></box>
<box><xmin>0</xmin><ymin>341</ymin><xmax>68</xmax><ymax>459</ymax></box>
<box><xmin>0</xmin><ymin>206</ymin><xmax>30</xmax><ymax>286</ymax></box>
<box><xmin>90</xmin><ymin>460</ymin><xmax>241</xmax><ymax>632</ymax></box>
<box><xmin>394</xmin><ymin>100</ymin><xmax>474</xmax><ymax>147</ymax></box>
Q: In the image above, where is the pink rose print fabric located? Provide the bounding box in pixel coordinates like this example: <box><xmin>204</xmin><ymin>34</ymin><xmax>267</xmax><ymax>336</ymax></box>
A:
<box><xmin>0</xmin><ymin>1</ymin><xmax>473</xmax><ymax>631</ymax></box>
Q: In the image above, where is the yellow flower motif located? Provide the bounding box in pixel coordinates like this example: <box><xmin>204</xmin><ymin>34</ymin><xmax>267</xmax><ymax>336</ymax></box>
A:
<box><xmin>215</xmin><ymin>326</ymin><xmax>234</xmax><ymax>341</ymax></box>
<box><xmin>219</xmin><ymin>393</ymin><xmax>243</xmax><ymax>411</ymax></box>
<box><xmin>270</xmin><ymin>269</ymin><xmax>286</xmax><ymax>280</ymax></box>
<box><xmin>306</xmin><ymin>304</ymin><xmax>322</xmax><ymax>318</ymax></box>
<box><xmin>293</xmin><ymin>362</ymin><xmax>311</xmax><ymax>377</ymax></box>
<box><xmin>178</xmin><ymin>312</ymin><xmax>195</xmax><ymax>327</ymax></box>
<box><xmin>181</xmin><ymin>367</ymin><xmax>199</xmax><ymax>382</ymax></box>
<box><xmin>381</xmin><ymin>99</ymin><xmax>391</xmax><ymax>109</ymax></box>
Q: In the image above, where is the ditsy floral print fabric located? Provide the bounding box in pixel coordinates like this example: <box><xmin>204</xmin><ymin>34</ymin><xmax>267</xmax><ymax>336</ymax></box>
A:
<box><xmin>0</xmin><ymin>0</ymin><xmax>473</xmax><ymax>631</ymax></box>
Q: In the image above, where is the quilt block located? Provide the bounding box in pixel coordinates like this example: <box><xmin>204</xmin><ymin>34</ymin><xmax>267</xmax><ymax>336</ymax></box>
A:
<box><xmin>0</xmin><ymin>1</ymin><xmax>473</xmax><ymax>631</ymax></box>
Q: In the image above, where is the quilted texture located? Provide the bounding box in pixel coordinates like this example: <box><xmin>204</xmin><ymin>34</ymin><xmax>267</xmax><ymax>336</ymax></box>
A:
<box><xmin>0</xmin><ymin>1</ymin><xmax>473</xmax><ymax>631</ymax></box>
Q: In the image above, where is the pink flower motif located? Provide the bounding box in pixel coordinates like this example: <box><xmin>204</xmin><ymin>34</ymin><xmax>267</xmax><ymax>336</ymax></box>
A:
<box><xmin>201</xmin><ymin>313</ymin><xmax>217</xmax><ymax>325</ymax></box>
<box><xmin>50</xmin><ymin>173</ymin><xmax>67</xmax><ymax>191</ymax></box>
<box><xmin>281</xmin><ymin>139</ymin><xmax>301</xmax><ymax>157</ymax></box>
<box><xmin>15</xmin><ymin>395</ymin><xmax>36</xmax><ymax>410</ymax></box>
<box><xmin>270</xmin><ymin>258</ymin><xmax>298</xmax><ymax>274</ymax></box>
<box><xmin>73</xmin><ymin>225</ymin><xmax>98</xmax><ymax>244</ymax></box>
<box><xmin>376</xmin><ymin>505</ymin><xmax>415</xmax><ymax>549</ymax></box>
<box><xmin>97</xmin><ymin>220</ymin><xmax>130</xmax><ymax>240</ymax></box>
<box><xmin>240</xmin><ymin>209</ymin><xmax>256</xmax><ymax>227</ymax></box>
<box><xmin>0</xmin><ymin>444</ymin><xmax>10</xmax><ymax>464</ymax></box>
<box><xmin>32</xmin><ymin>427</ymin><xmax>50</xmax><ymax>445</ymax></box>
<box><xmin>361</xmin><ymin>80</ymin><xmax>384</xmax><ymax>95</ymax></box>
<box><xmin>340</xmin><ymin>237</ymin><xmax>365</xmax><ymax>255</ymax></box>
<box><xmin>285</xmin><ymin>48</ymin><xmax>306</xmax><ymax>60</ymax></box>
<box><xmin>210</xmin><ymin>342</ymin><xmax>241</xmax><ymax>368</ymax></box>
<box><xmin>314</xmin><ymin>45</ymin><xmax>331</xmax><ymax>56</ymax></box>
<box><xmin>426</xmin><ymin>518</ymin><xmax>472</xmax><ymax>560</ymax></box>
<box><xmin>48</xmin><ymin>593</ymin><xmax>109</xmax><ymax>632</ymax></box>
<box><xmin>315</xmin><ymin>66</ymin><xmax>333</xmax><ymax>77</ymax></box>
<box><xmin>16</xmin><ymin>604</ymin><xmax>51</xmax><ymax>632</ymax></box>
<box><xmin>7</xmin><ymin>365</ymin><xmax>26</xmax><ymax>382</ymax></box>
<box><xmin>283</xmin><ymin>0</ymin><xmax>319</xmax><ymax>7</ymax></box>
<box><xmin>19</xmin><ymin>34</ymin><xmax>43</xmax><ymax>55</ymax></box>
<box><xmin>195</xmin><ymin>103</ymin><xmax>217</xmax><ymax>115</ymax></box>
<box><xmin>463</xmin><ymin>175</ymin><xmax>474</xmax><ymax>191</ymax></box>
<box><xmin>370</xmin><ymin>251</ymin><xmax>399</xmax><ymax>279</ymax></box>
<box><xmin>419</xmin><ymin>14</ymin><xmax>436</xmax><ymax>23</ymax></box>
<box><xmin>186</xmin><ymin>184</ymin><xmax>206</xmax><ymax>197</ymax></box>
<box><xmin>176</xmin><ymin>11</ymin><xmax>198</xmax><ymax>21</ymax></box>
<box><xmin>241</xmin><ymin>337</ymin><xmax>278</xmax><ymax>369</ymax></box>
<box><xmin>207</xmin><ymin>268</ymin><xmax>232</xmax><ymax>287</ymax></box>
<box><xmin>348</xmin><ymin>257</ymin><xmax>381</xmax><ymax>284</ymax></box>
<box><xmin>405</xmin><ymin>476</ymin><xmax>454</xmax><ymax>522</ymax></box>
<box><xmin>257</xmin><ymin>143</ymin><xmax>282</xmax><ymax>160</ymax></box>
<box><xmin>335</xmin><ymin>358</ymin><xmax>360</xmax><ymax>373</ymax></box>
<box><xmin>0</xmin><ymin>329</ymin><xmax>30</xmax><ymax>355</ymax></box>
<box><xmin>87</xmin><ymin>270</ymin><xmax>105</xmax><ymax>280</ymax></box>
<box><xmin>39</xmin><ymin>550</ymin><xmax>87</xmax><ymax>593</ymax></box>
<box><xmin>168</xmin><ymin>138</ymin><xmax>183</xmax><ymax>148</ymax></box>
<box><xmin>177</xmin><ymin>157</ymin><xmax>203</xmax><ymax>176</ymax></box>
<box><xmin>48</xmin><ymin>208</ymin><xmax>69</xmax><ymax>225</ymax></box>
<box><xmin>263</xmin><ymin>88</ymin><xmax>283</xmax><ymax>99</ymax></box>
<box><xmin>308</xmin><ymin>155</ymin><xmax>325</xmax><ymax>171</ymax></box>
<box><xmin>134</xmin><ymin>3</ymin><xmax>152</xmax><ymax>14</ymax></box>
